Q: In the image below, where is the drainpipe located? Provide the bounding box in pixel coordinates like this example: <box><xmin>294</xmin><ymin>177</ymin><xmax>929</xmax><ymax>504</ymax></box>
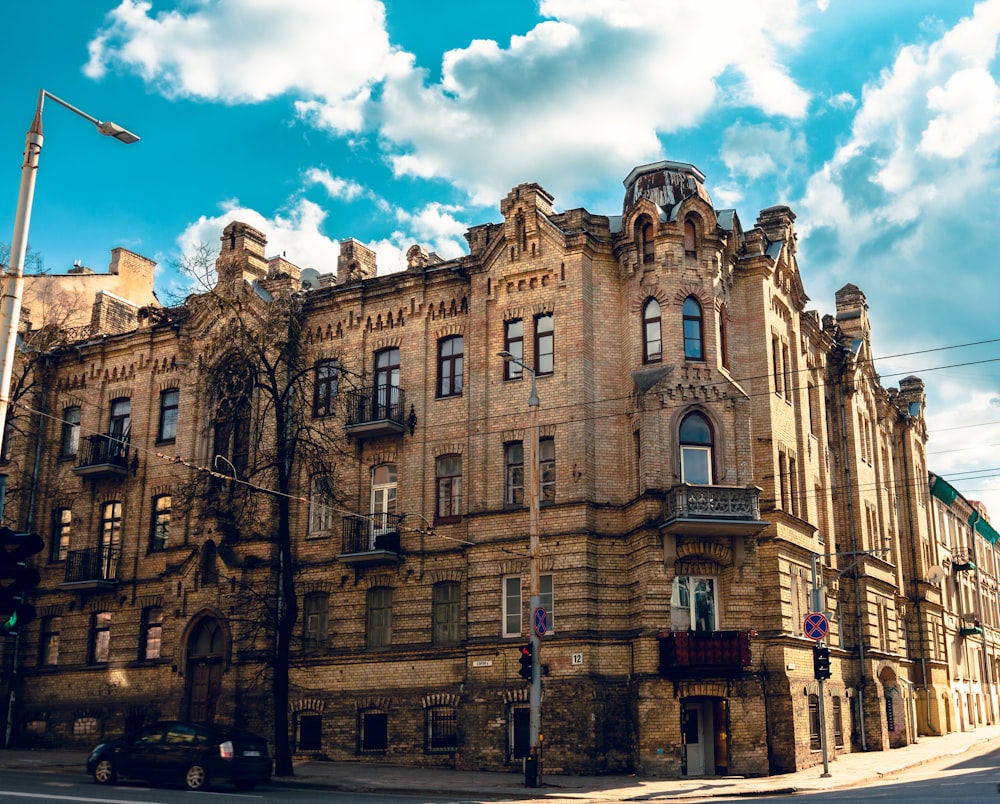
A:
<box><xmin>970</xmin><ymin>510</ymin><xmax>992</xmax><ymax>723</ymax></box>
<box><xmin>836</xmin><ymin>347</ymin><xmax>867</xmax><ymax>750</ymax></box>
<box><xmin>900</xmin><ymin>417</ymin><xmax>930</xmax><ymax>734</ymax></box>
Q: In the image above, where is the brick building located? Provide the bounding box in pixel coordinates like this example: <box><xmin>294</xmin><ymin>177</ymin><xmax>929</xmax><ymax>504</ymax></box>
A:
<box><xmin>0</xmin><ymin>161</ymin><xmax>984</xmax><ymax>777</ymax></box>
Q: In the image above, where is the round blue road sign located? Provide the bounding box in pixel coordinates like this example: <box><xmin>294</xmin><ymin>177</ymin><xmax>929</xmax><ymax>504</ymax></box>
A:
<box><xmin>803</xmin><ymin>612</ymin><xmax>829</xmax><ymax>640</ymax></box>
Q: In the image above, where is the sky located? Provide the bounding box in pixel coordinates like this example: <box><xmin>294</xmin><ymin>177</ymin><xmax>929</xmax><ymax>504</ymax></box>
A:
<box><xmin>0</xmin><ymin>0</ymin><xmax>998</xmax><ymax>522</ymax></box>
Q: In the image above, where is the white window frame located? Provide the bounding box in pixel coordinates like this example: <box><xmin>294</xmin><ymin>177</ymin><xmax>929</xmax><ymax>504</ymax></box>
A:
<box><xmin>540</xmin><ymin>573</ymin><xmax>554</xmax><ymax>634</ymax></box>
<box><xmin>503</xmin><ymin>575</ymin><xmax>522</xmax><ymax>638</ymax></box>
<box><xmin>670</xmin><ymin>575</ymin><xmax>719</xmax><ymax>633</ymax></box>
<box><xmin>308</xmin><ymin>476</ymin><xmax>336</xmax><ymax>538</ymax></box>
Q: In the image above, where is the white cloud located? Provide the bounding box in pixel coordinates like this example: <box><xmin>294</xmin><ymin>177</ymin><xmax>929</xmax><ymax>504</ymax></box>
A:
<box><xmin>173</xmin><ymin>197</ymin><xmax>340</xmax><ymax>296</ymax></box>
<box><xmin>303</xmin><ymin>169</ymin><xmax>366</xmax><ymax>202</ymax></box>
<box><xmin>88</xmin><ymin>1</ymin><xmax>812</xmax><ymax>206</ymax></box>
<box><xmin>798</xmin><ymin>0</ymin><xmax>1000</xmax><ymax>322</ymax></box>
<box><xmin>379</xmin><ymin>0</ymin><xmax>811</xmax><ymax>205</ymax></box>
<box><xmin>85</xmin><ymin>0</ymin><xmax>410</xmax><ymax>132</ymax></box>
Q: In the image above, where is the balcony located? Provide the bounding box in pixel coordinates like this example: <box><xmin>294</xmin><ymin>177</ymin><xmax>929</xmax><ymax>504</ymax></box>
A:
<box><xmin>953</xmin><ymin>550</ymin><xmax>976</xmax><ymax>572</ymax></box>
<box><xmin>337</xmin><ymin>513</ymin><xmax>402</xmax><ymax>567</ymax></box>
<box><xmin>72</xmin><ymin>433</ymin><xmax>130</xmax><ymax>479</ymax></box>
<box><xmin>343</xmin><ymin>385</ymin><xmax>407</xmax><ymax>440</ymax></box>
<box><xmin>659</xmin><ymin>630</ymin><xmax>754</xmax><ymax>677</ymax></box>
<box><xmin>61</xmin><ymin>548</ymin><xmax>120</xmax><ymax>589</ymax></box>
<box><xmin>660</xmin><ymin>485</ymin><xmax>768</xmax><ymax>536</ymax></box>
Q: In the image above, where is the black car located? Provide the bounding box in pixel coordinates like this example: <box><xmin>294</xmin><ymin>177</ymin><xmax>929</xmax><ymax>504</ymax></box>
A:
<box><xmin>87</xmin><ymin>720</ymin><xmax>272</xmax><ymax>791</ymax></box>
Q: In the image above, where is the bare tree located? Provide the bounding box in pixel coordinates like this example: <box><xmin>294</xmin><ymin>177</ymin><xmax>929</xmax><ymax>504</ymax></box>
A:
<box><xmin>172</xmin><ymin>248</ymin><xmax>349</xmax><ymax>776</ymax></box>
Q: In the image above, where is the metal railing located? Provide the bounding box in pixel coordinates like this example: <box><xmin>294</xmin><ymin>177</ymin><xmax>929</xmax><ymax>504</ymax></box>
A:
<box><xmin>664</xmin><ymin>484</ymin><xmax>761</xmax><ymax>521</ymax></box>
<box><xmin>77</xmin><ymin>432</ymin><xmax>130</xmax><ymax>469</ymax></box>
<box><xmin>340</xmin><ymin>513</ymin><xmax>403</xmax><ymax>555</ymax></box>
<box><xmin>344</xmin><ymin>385</ymin><xmax>406</xmax><ymax>429</ymax></box>
<box><xmin>658</xmin><ymin>629</ymin><xmax>753</xmax><ymax>674</ymax></box>
<box><xmin>63</xmin><ymin>547</ymin><xmax>120</xmax><ymax>584</ymax></box>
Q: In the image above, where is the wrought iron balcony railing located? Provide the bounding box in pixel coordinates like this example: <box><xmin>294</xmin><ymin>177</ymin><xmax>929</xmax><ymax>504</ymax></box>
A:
<box><xmin>660</xmin><ymin>484</ymin><xmax>767</xmax><ymax>536</ymax></box>
<box><xmin>62</xmin><ymin>547</ymin><xmax>120</xmax><ymax>587</ymax></box>
<box><xmin>337</xmin><ymin>513</ymin><xmax>402</xmax><ymax>567</ymax></box>
<box><xmin>72</xmin><ymin>433</ymin><xmax>130</xmax><ymax>479</ymax></box>
<box><xmin>658</xmin><ymin>629</ymin><xmax>754</xmax><ymax>676</ymax></box>
<box><xmin>343</xmin><ymin>384</ymin><xmax>407</xmax><ymax>439</ymax></box>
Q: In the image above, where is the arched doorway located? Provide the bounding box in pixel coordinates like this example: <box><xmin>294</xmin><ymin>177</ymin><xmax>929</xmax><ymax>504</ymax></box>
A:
<box><xmin>187</xmin><ymin>617</ymin><xmax>225</xmax><ymax>722</ymax></box>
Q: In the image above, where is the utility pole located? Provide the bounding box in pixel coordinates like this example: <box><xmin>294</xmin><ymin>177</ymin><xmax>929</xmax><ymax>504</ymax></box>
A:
<box><xmin>499</xmin><ymin>350</ymin><xmax>542</xmax><ymax>787</ymax></box>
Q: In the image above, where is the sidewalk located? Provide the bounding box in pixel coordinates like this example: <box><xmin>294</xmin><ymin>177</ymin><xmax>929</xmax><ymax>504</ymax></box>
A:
<box><xmin>3</xmin><ymin>725</ymin><xmax>999</xmax><ymax>800</ymax></box>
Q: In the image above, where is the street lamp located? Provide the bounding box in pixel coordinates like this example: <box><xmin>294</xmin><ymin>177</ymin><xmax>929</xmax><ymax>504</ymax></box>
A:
<box><xmin>0</xmin><ymin>90</ymin><xmax>139</xmax><ymax>511</ymax></box>
<box><xmin>497</xmin><ymin>349</ymin><xmax>542</xmax><ymax>787</ymax></box>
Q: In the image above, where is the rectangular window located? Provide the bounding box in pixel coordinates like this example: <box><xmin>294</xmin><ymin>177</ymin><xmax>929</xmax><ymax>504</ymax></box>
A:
<box><xmin>772</xmin><ymin>336</ymin><xmax>784</xmax><ymax>397</ymax></box>
<box><xmin>366</xmin><ymin>587</ymin><xmax>392</xmax><ymax>648</ymax></box>
<box><xmin>670</xmin><ymin>575</ymin><xmax>717</xmax><ymax>632</ymax></box>
<box><xmin>781</xmin><ymin>343</ymin><xmax>791</xmax><ymax>399</ymax></box>
<box><xmin>832</xmin><ymin>697</ymin><xmax>844</xmax><ymax>747</ymax></box>
<box><xmin>40</xmin><ymin>616</ymin><xmax>61</xmax><ymax>666</ymax></box>
<box><xmin>313</xmin><ymin>360</ymin><xmax>340</xmax><ymax>417</ymax></box>
<box><xmin>437</xmin><ymin>336</ymin><xmax>464</xmax><ymax>398</ymax></box>
<box><xmin>503</xmin><ymin>576</ymin><xmax>522</xmax><ymax>637</ymax></box>
<box><xmin>141</xmin><ymin>607</ymin><xmax>162</xmax><ymax>660</ymax></box>
<box><xmin>50</xmin><ymin>508</ymin><xmax>71</xmax><ymax>562</ymax></box>
<box><xmin>297</xmin><ymin>713</ymin><xmax>323</xmax><ymax>752</ymax></box>
<box><xmin>504</xmin><ymin>320</ymin><xmax>523</xmax><ymax>379</ymax></box>
<box><xmin>505</xmin><ymin>442</ymin><xmax>524</xmax><ymax>507</ymax></box>
<box><xmin>90</xmin><ymin>611</ymin><xmax>111</xmax><ymax>664</ymax></box>
<box><xmin>150</xmin><ymin>495</ymin><xmax>171</xmax><ymax>551</ymax></box>
<box><xmin>540</xmin><ymin>574</ymin><xmax>554</xmax><ymax>634</ymax></box>
<box><xmin>435</xmin><ymin>455</ymin><xmax>462</xmax><ymax>523</ymax></box>
<box><xmin>809</xmin><ymin>694</ymin><xmax>821</xmax><ymax>750</ymax></box>
<box><xmin>681</xmin><ymin>446</ymin><xmax>711</xmax><ymax>485</ymax></box>
<box><xmin>100</xmin><ymin>502</ymin><xmax>122</xmax><ymax>580</ymax></box>
<box><xmin>426</xmin><ymin>706</ymin><xmax>458</xmax><ymax>753</ymax></box>
<box><xmin>807</xmin><ymin>381</ymin><xmax>820</xmax><ymax>436</ymax></box>
<box><xmin>359</xmin><ymin>710</ymin><xmax>388</xmax><ymax>753</ymax></box>
<box><xmin>433</xmin><ymin>582</ymin><xmax>461</xmax><ymax>644</ymax></box>
<box><xmin>539</xmin><ymin>437</ymin><xmax>555</xmax><ymax>504</ymax></box>
<box><xmin>304</xmin><ymin>593</ymin><xmax>329</xmax><ymax>652</ymax></box>
<box><xmin>788</xmin><ymin>456</ymin><xmax>799</xmax><ymax>517</ymax></box>
<box><xmin>535</xmin><ymin>313</ymin><xmax>554</xmax><ymax>375</ymax></box>
<box><xmin>60</xmin><ymin>407</ymin><xmax>81</xmax><ymax>458</ymax></box>
<box><xmin>157</xmin><ymin>390</ymin><xmax>179</xmax><ymax>442</ymax></box>
<box><xmin>308</xmin><ymin>476</ymin><xmax>336</xmax><ymax>537</ymax></box>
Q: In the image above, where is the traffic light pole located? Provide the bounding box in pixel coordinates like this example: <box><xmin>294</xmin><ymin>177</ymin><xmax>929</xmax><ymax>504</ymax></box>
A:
<box><xmin>810</xmin><ymin>548</ymin><xmax>889</xmax><ymax>777</ymax></box>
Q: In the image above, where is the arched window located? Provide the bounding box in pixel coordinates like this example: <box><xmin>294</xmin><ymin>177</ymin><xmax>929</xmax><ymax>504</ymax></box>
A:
<box><xmin>684</xmin><ymin>219</ymin><xmax>697</xmax><ymax>253</ymax></box>
<box><xmin>682</xmin><ymin>296</ymin><xmax>704</xmax><ymax>361</ymax></box>
<box><xmin>634</xmin><ymin>216</ymin><xmax>655</xmax><ymax>264</ymax></box>
<box><xmin>679</xmin><ymin>411</ymin><xmax>713</xmax><ymax>484</ymax></box>
<box><xmin>213</xmin><ymin>359</ymin><xmax>252</xmax><ymax>475</ymax></box>
<box><xmin>642</xmin><ymin>298</ymin><xmax>662</xmax><ymax>363</ymax></box>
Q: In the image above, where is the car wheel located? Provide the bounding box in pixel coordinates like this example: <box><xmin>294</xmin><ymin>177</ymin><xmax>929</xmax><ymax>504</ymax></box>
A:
<box><xmin>234</xmin><ymin>780</ymin><xmax>257</xmax><ymax>791</ymax></box>
<box><xmin>184</xmin><ymin>763</ymin><xmax>210</xmax><ymax>791</ymax></box>
<box><xmin>92</xmin><ymin>758</ymin><xmax>117</xmax><ymax>785</ymax></box>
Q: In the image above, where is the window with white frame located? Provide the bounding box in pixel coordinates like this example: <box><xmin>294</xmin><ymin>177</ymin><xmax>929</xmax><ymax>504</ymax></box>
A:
<box><xmin>670</xmin><ymin>575</ymin><xmax>718</xmax><ymax>632</ymax></box>
<box><xmin>308</xmin><ymin>475</ymin><xmax>336</xmax><ymax>537</ymax></box>
<box><xmin>540</xmin><ymin>573</ymin><xmax>554</xmax><ymax>633</ymax></box>
<box><xmin>503</xmin><ymin>576</ymin><xmax>522</xmax><ymax>637</ymax></box>
<box><xmin>679</xmin><ymin>411</ymin><xmax>713</xmax><ymax>485</ymax></box>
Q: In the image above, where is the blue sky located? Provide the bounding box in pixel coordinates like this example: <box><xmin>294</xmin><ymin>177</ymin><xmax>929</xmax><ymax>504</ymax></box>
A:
<box><xmin>1</xmin><ymin>0</ymin><xmax>998</xmax><ymax>518</ymax></box>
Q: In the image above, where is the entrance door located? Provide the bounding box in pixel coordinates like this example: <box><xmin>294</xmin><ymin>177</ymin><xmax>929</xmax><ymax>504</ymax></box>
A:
<box><xmin>682</xmin><ymin>699</ymin><xmax>722</xmax><ymax>776</ymax></box>
<box><xmin>186</xmin><ymin>618</ymin><xmax>224</xmax><ymax>722</ymax></box>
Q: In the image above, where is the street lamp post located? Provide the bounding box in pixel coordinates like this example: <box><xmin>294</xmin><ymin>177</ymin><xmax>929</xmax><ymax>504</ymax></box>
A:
<box><xmin>0</xmin><ymin>90</ymin><xmax>139</xmax><ymax>511</ymax></box>
<box><xmin>498</xmin><ymin>349</ymin><xmax>542</xmax><ymax>787</ymax></box>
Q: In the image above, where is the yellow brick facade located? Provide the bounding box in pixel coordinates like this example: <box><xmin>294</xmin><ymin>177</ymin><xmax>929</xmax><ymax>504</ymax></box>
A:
<box><xmin>0</xmin><ymin>161</ymin><xmax>976</xmax><ymax>777</ymax></box>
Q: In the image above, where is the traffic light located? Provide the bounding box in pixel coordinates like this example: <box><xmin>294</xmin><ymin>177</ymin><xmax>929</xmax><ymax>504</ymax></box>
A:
<box><xmin>813</xmin><ymin>644</ymin><xmax>831</xmax><ymax>680</ymax></box>
<box><xmin>0</xmin><ymin>527</ymin><xmax>44</xmax><ymax>635</ymax></box>
<box><xmin>518</xmin><ymin>642</ymin><xmax>533</xmax><ymax>681</ymax></box>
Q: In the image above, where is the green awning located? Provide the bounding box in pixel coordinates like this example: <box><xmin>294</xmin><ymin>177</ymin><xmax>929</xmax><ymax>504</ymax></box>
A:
<box><xmin>931</xmin><ymin>475</ymin><xmax>959</xmax><ymax>506</ymax></box>
<box><xmin>971</xmin><ymin>513</ymin><xmax>1000</xmax><ymax>545</ymax></box>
